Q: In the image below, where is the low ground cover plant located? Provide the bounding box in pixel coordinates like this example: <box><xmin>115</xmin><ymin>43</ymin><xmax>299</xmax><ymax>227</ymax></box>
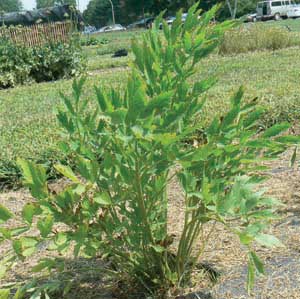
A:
<box><xmin>0</xmin><ymin>37</ymin><xmax>85</xmax><ymax>89</ymax></box>
<box><xmin>219</xmin><ymin>23</ymin><xmax>300</xmax><ymax>55</ymax></box>
<box><xmin>0</xmin><ymin>4</ymin><xmax>299</xmax><ymax>299</ymax></box>
<box><xmin>81</xmin><ymin>36</ymin><xmax>110</xmax><ymax>46</ymax></box>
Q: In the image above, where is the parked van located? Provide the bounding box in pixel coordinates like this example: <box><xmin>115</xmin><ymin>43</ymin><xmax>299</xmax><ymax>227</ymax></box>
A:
<box><xmin>256</xmin><ymin>0</ymin><xmax>296</xmax><ymax>20</ymax></box>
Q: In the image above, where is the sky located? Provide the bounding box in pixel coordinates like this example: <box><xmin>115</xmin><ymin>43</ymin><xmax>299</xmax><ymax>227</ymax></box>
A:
<box><xmin>21</xmin><ymin>0</ymin><xmax>90</xmax><ymax>11</ymax></box>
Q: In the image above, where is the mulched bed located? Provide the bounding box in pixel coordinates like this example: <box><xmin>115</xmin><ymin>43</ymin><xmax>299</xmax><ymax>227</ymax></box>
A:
<box><xmin>1</xmin><ymin>149</ymin><xmax>300</xmax><ymax>298</ymax></box>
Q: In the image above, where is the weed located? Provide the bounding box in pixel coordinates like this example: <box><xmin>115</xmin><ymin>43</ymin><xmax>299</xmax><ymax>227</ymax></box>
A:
<box><xmin>1</xmin><ymin>5</ymin><xmax>299</xmax><ymax>299</ymax></box>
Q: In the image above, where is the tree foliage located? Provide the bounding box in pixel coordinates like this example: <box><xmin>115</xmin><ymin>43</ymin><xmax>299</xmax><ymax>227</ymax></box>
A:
<box><xmin>36</xmin><ymin>0</ymin><xmax>76</xmax><ymax>9</ymax></box>
<box><xmin>83</xmin><ymin>0</ymin><xmax>117</xmax><ymax>27</ymax></box>
<box><xmin>83</xmin><ymin>0</ymin><xmax>258</xmax><ymax>27</ymax></box>
<box><xmin>0</xmin><ymin>0</ymin><xmax>22</xmax><ymax>13</ymax></box>
<box><xmin>222</xmin><ymin>0</ymin><xmax>257</xmax><ymax>19</ymax></box>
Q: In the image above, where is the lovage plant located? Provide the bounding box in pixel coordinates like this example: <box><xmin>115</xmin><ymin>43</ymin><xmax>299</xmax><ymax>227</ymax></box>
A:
<box><xmin>0</xmin><ymin>4</ymin><xmax>298</xmax><ymax>298</ymax></box>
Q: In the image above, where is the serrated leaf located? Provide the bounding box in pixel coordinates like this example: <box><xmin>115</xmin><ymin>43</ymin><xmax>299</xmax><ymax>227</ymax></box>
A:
<box><xmin>95</xmin><ymin>86</ymin><xmax>112</xmax><ymax>112</ymax></box>
<box><xmin>21</xmin><ymin>237</ymin><xmax>38</xmax><ymax>248</ymax></box>
<box><xmin>37</xmin><ymin>215</ymin><xmax>53</xmax><ymax>238</ymax></box>
<box><xmin>193</xmin><ymin>77</ymin><xmax>217</xmax><ymax>95</ymax></box>
<box><xmin>142</xmin><ymin>91</ymin><xmax>173</xmax><ymax>117</ymax></box>
<box><xmin>183</xmin><ymin>31</ymin><xmax>192</xmax><ymax>51</ymax></box>
<box><xmin>126</xmin><ymin>73</ymin><xmax>146</xmax><ymax>123</ymax></box>
<box><xmin>17</xmin><ymin>159</ymin><xmax>48</xmax><ymax>200</ymax></box>
<box><xmin>22</xmin><ymin>204</ymin><xmax>41</xmax><ymax>225</ymax></box>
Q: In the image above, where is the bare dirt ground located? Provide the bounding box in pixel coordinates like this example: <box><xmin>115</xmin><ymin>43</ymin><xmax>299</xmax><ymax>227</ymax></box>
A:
<box><xmin>1</xmin><ymin>148</ymin><xmax>300</xmax><ymax>298</ymax></box>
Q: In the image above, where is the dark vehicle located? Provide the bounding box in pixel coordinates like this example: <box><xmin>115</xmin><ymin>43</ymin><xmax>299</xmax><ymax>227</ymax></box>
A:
<box><xmin>127</xmin><ymin>17</ymin><xmax>155</xmax><ymax>30</ymax></box>
<box><xmin>0</xmin><ymin>4</ymin><xmax>83</xmax><ymax>27</ymax></box>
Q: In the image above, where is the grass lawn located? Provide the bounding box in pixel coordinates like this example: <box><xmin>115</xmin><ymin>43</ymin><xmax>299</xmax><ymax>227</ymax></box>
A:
<box><xmin>263</xmin><ymin>17</ymin><xmax>300</xmax><ymax>31</ymax></box>
<box><xmin>1</xmin><ymin>27</ymin><xmax>300</xmax><ymax>185</ymax></box>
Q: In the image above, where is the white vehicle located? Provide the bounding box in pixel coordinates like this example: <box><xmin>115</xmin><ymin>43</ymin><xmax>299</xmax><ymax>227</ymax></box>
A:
<box><xmin>287</xmin><ymin>5</ymin><xmax>300</xmax><ymax>17</ymax></box>
<box><xmin>97</xmin><ymin>24</ymin><xmax>126</xmax><ymax>33</ymax></box>
<box><xmin>256</xmin><ymin>0</ymin><xmax>296</xmax><ymax>20</ymax></box>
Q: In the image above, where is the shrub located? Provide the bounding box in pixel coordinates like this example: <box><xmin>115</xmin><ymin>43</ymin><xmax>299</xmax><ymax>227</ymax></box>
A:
<box><xmin>219</xmin><ymin>24</ymin><xmax>300</xmax><ymax>55</ymax></box>
<box><xmin>0</xmin><ymin>37</ymin><xmax>85</xmax><ymax>89</ymax></box>
<box><xmin>0</xmin><ymin>38</ymin><xmax>33</xmax><ymax>88</ymax></box>
<box><xmin>1</xmin><ymin>4</ymin><xmax>299</xmax><ymax>299</ymax></box>
<box><xmin>30</xmin><ymin>40</ymin><xmax>85</xmax><ymax>82</ymax></box>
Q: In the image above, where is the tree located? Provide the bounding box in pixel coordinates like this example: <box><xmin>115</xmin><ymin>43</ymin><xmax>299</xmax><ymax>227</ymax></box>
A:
<box><xmin>126</xmin><ymin>0</ymin><xmax>154</xmax><ymax>20</ymax></box>
<box><xmin>82</xmin><ymin>0</ymin><xmax>242</xmax><ymax>28</ymax></box>
<box><xmin>83</xmin><ymin>0</ymin><xmax>123</xmax><ymax>28</ymax></box>
<box><xmin>0</xmin><ymin>0</ymin><xmax>22</xmax><ymax>13</ymax></box>
<box><xmin>168</xmin><ymin>0</ymin><xmax>197</xmax><ymax>12</ymax></box>
<box><xmin>36</xmin><ymin>0</ymin><xmax>76</xmax><ymax>9</ymax></box>
<box><xmin>223</xmin><ymin>0</ymin><xmax>257</xmax><ymax>19</ymax></box>
<box><xmin>225</xmin><ymin>0</ymin><xmax>238</xmax><ymax>19</ymax></box>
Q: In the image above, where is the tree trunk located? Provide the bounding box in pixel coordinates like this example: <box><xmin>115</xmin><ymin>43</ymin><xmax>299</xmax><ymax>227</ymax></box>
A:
<box><xmin>142</xmin><ymin>0</ymin><xmax>145</xmax><ymax>28</ymax></box>
<box><xmin>108</xmin><ymin>0</ymin><xmax>115</xmax><ymax>25</ymax></box>
<box><xmin>226</xmin><ymin>0</ymin><xmax>238</xmax><ymax>19</ymax></box>
<box><xmin>233</xmin><ymin>0</ymin><xmax>238</xmax><ymax>19</ymax></box>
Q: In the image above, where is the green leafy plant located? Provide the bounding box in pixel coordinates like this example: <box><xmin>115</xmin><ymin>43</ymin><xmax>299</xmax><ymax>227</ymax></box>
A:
<box><xmin>30</xmin><ymin>38</ymin><xmax>85</xmax><ymax>82</ymax></box>
<box><xmin>0</xmin><ymin>36</ymin><xmax>85</xmax><ymax>89</ymax></box>
<box><xmin>1</xmin><ymin>4</ymin><xmax>299</xmax><ymax>298</ymax></box>
<box><xmin>81</xmin><ymin>36</ymin><xmax>109</xmax><ymax>46</ymax></box>
<box><xmin>0</xmin><ymin>37</ymin><xmax>33</xmax><ymax>88</ymax></box>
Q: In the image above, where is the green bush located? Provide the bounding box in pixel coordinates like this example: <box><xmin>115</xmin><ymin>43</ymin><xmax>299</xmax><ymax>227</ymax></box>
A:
<box><xmin>30</xmin><ymin>40</ymin><xmax>85</xmax><ymax>82</ymax></box>
<box><xmin>0</xmin><ymin>37</ymin><xmax>85</xmax><ymax>89</ymax></box>
<box><xmin>0</xmin><ymin>38</ymin><xmax>33</xmax><ymax>88</ymax></box>
<box><xmin>1</xmin><ymin>5</ymin><xmax>299</xmax><ymax>299</ymax></box>
<box><xmin>219</xmin><ymin>24</ymin><xmax>300</xmax><ymax>55</ymax></box>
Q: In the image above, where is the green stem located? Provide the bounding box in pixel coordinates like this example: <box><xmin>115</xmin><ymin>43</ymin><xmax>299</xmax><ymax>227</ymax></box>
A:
<box><xmin>135</xmin><ymin>156</ymin><xmax>155</xmax><ymax>245</ymax></box>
